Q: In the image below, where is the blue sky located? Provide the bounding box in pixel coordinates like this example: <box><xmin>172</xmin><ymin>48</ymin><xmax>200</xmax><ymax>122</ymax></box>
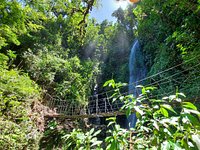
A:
<box><xmin>90</xmin><ymin>0</ymin><xmax>130</xmax><ymax>22</ymax></box>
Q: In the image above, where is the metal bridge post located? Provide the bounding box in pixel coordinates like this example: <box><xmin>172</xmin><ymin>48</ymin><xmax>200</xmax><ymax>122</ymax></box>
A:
<box><xmin>106</xmin><ymin>92</ymin><xmax>113</xmax><ymax>112</ymax></box>
<box><xmin>104</xmin><ymin>98</ymin><xmax>107</xmax><ymax>113</ymax></box>
<box><xmin>95</xmin><ymin>95</ymin><xmax>98</xmax><ymax>114</ymax></box>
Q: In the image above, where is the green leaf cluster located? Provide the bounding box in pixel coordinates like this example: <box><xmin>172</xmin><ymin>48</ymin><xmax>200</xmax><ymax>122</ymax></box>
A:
<box><xmin>133</xmin><ymin>0</ymin><xmax>200</xmax><ymax>98</ymax></box>
<box><xmin>59</xmin><ymin>82</ymin><xmax>200</xmax><ymax>149</ymax></box>
<box><xmin>0</xmin><ymin>56</ymin><xmax>41</xmax><ymax>149</ymax></box>
<box><xmin>62</xmin><ymin>128</ymin><xmax>102</xmax><ymax>150</ymax></box>
<box><xmin>0</xmin><ymin>1</ymin><xmax>100</xmax><ymax>148</ymax></box>
<box><xmin>121</xmin><ymin>86</ymin><xmax>200</xmax><ymax>150</ymax></box>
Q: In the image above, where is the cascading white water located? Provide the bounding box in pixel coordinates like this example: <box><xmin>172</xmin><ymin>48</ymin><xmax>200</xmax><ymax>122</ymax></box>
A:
<box><xmin>127</xmin><ymin>39</ymin><xmax>146</xmax><ymax>128</ymax></box>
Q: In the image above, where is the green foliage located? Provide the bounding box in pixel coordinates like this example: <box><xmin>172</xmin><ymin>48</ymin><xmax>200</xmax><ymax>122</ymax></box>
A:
<box><xmin>105</xmin><ymin>117</ymin><xmax>129</xmax><ymax>150</ymax></box>
<box><xmin>0</xmin><ymin>117</ymin><xmax>41</xmax><ymax>150</ymax></box>
<box><xmin>0</xmin><ymin>69</ymin><xmax>40</xmax><ymax>101</ymax></box>
<box><xmin>1</xmin><ymin>0</ymin><xmax>199</xmax><ymax>149</ymax></box>
<box><xmin>0</xmin><ymin>0</ymin><xmax>44</xmax><ymax>49</ymax></box>
<box><xmin>134</xmin><ymin>0</ymin><xmax>200</xmax><ymax>98</ymax></box>
<box><xmin>0</xmin><ymin>1</ymin><xmax>102</xmax><ymax>148</ymax></box>
<box><xmin>39</xmin><ymin>120</ymin><xmax>67</xmax><ymax>149</ymax></box>
<box><xmin>58</xmin><ymin>81</ymin><xmax>200</xmax><ymax>150</ymax></box>
<box><xmin>0</xmin><ymin>0</ymin><xmax>100</xmax><ymax>109</ymax></box>
<box><xmin>40</xmin><ymin>120</ymin><xmax>102</xmax><ymax>150</ymax></box>
<box><xmin>23</xmin><ymin>48</ymin><xmax>95</xmax><ymax>105</ymax></box>
<box><xmin>56</xmin><ymin>82</ymin><xmax>200</xmax><ymax>150</ymax></box>
<box><xmin>17</xmin><ymin>0</ymin><xmax>100</xmax><ymax>107</ymax></box>
<box><xmin>62</xmin><ymin>128</ymin><xmax>102</xmax><ymax>150</ymax></box>
<box><xmin>121</xmin><ymin>86</ymin><xmax>200</xmax><ymax>150</ymax></box>
<box><xmin>0</xmin><ymin>45</ymin><xmax>42</xmax><ymax>149</ymax></box>
<box><xmin>0</xmin><ymin>53</ymin><xmax>9</xmax><ymax>69</ymax></box>
<box><xmin>0</xmin><ymin>65</ymin><xmax>41</xmax><ymax>149</ymax></box>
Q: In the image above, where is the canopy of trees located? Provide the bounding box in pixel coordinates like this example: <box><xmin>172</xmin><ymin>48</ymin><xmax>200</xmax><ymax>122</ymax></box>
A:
<box><xmin>0</xmin><ymin>0</ymin><xmax>199</xmax><ymax>149</ymax></box>
<box><xmin>135</xmin><ymin>0</ymin><xmax>200</xmax><ymax>98</ymax></box>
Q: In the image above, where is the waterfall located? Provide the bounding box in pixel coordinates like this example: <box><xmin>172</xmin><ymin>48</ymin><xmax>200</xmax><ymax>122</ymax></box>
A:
<box><xmin>127</xmin><ymin>39</ymin><xmax>146</xmax><ymax>129</ymax></box>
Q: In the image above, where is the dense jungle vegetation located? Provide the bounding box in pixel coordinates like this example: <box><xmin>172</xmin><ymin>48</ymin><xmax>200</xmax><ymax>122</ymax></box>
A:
<box><xmin>0</xmin><ymin>0</ymin><xmax>199</xmax><ymax>149</ymax></box>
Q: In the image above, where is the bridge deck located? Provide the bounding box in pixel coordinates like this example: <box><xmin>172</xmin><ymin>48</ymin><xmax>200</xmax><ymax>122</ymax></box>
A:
<box><xmin>45</xmin><ymin>111</ymin><xmax>125</xmax><ymax>119</ymax></box>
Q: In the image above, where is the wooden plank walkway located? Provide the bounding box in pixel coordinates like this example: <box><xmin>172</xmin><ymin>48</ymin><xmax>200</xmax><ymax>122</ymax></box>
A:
<box><xmin>45</xmin><ymin>111</ymin><xmax>125</xmax><ymax>119</ymax></box>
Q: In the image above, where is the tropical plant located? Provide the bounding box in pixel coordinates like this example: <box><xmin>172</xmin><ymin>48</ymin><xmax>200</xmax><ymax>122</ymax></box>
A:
<box><xmin>39</xmin><ymin>120</ymin><xmax>67</xmax><ymax>149</ymax></box>
<box><xmin>0</xmin><ymin>53</ymin><xmax>41</xmax><ymax>149</ymax></box>
<box><xmin>105</xmin><ymin>117</ymin><xmax>129</xmax><ymax>150</ymax></box>
<box><xmin>62</xmin><ymin>128</ymin><xmax>102</xmax><ymax>150</ymax></box>
<box><xmin>104</xmin><ymin>79</ymin><xmax>200</xmax><ymax>149</ymax></box>
<box><xmin>121</xmin><ymin>85</ymin><xmax>200</xmax><ymax>150</ymax></box>
<box><xmin>133</xmin><ymin>0</ymin><xmax>200</xmax><ymax>98</ymax></box>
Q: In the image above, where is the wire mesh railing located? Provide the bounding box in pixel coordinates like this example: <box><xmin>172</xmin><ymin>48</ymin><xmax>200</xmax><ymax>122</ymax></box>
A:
<box><xmin>44</xmin><ymin>55</ymin><xmax>200</xmax><ymax>118</ymax></box>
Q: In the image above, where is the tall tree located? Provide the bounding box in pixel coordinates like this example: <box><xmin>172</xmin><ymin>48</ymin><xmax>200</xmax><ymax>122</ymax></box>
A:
<box><xmin>134</xmin><ymin>0</ymin><xmax>200</xmax><ymax>98</ymax></box>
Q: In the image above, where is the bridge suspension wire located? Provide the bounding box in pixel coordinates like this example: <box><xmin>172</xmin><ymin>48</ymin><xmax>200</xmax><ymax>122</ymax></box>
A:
<box><xmin>46</xmin><ymin>78</ymin><xmax>200</xmax><ymax>118</ymax></box>
<box><xmin>87</xmin><ymin>54</ymin><xmax>200</xmax><ymax>99</ymax></box>
<box><xmin>96</xmin><ymin>74</ymin><xmax>200</xmax><ymax>104</ymax></box>
<box><xmin>145</xmin><ymin>62</ymin><xmax>200</xmax><ymax>87</ymax></box>
<box><xmin>148</xmin><ymin>70</ymin><xmax>200</xmax><ymax>91</ymax></box>
<box><xmin>46</xmin><ymin>68</ymin><xmax>200</xmax><ymax>117</ymax></box>
<box><xmin>88</xmin><ymin>60</ymin><xmax>200</xmax><ymax>100</ymax></box>
<box><xmin>48</xmin><ymin>84</ymin><xmax>200</xmax><ymax>118</ymax></box>
<box><xmin>81</xmin><ymin>64</ymin><xmax>200</xmax><ymax>117</ymax></box>
<box><xmin>50</xmin><ymin>75</ymin><xmax>200</xmax><ymax>117</ymax></box>
<box><xmin>45</xmin><ymin>55</ymin><xmax>200</xmax><ymax>118</ymax></box>
<box><xmin>119</xmin><ymin>69</ymin><xmax>200</xmax><ymax>98</ymax></box>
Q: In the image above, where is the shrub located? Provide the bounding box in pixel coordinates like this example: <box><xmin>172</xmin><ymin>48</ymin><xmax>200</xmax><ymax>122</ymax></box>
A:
<box><xmin>0</xmin><ymin>58</ymin><xmax>42</xmax><ymax>149</ymax></box>
<box><xmin>121</xmin><ymin>86</ymin><xmax>200</xmax><ymax>150</ymax></box>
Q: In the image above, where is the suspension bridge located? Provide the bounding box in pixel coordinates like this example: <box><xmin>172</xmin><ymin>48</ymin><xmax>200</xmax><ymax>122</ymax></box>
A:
<box><xmin>46</xmin><ymin>93</ymin><xmax>126</xmax><ymax>119</ymax></box>
<box><xmin>45</xmin><ymin>55</ymin><xmax>200</xmax><ymax>119</ymax></box>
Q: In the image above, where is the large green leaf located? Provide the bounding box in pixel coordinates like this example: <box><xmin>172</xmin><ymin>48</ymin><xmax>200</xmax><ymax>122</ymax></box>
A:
<box><xmin>161</xmin><ymin>104</ymin><xmax>177</xmax><ymax>114</ymax></box>
<box><xmin>160</xmin><ymin>107</ymin><xmax>169</xmax><ymax>117</ymax></box>
<box><xmin>192</xmin><ymin>134</ymin><xmax>200</xmax><ymax>150</ymax></box>
<box><xmin>182</xmin><ymin>102</ymin><xmax>197</xmax><ymax>110</ymax></box>
<box><xmin>181</xmin><ymin>114</ymin><xmax>200</xmax><ymax>126</ymax></box>
<box><xmin>161</xmin><ymin>141</ymin><xmax>171</xmax><ymax>150</ymax></box>
<box><xmin>183</xmin><ymin>108</ymin><xmax>200</xmax><ymax>117</ymax></box>
<box><xmin>134</xmin><ymin>106</ymin><xmax>144</xmax><ymax>115</ymax></box>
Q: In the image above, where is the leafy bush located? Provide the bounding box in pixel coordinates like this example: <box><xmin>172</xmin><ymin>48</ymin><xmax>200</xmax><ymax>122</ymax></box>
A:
<box><xmin>134</xmin><ymin>0</ymin><xmax>200</xmax><ymax>98</ymax></box>
<box><xmin>39</xmin><ymin>120</ymin><xmax>67</xmax><ymax>149</ymax></box>
<box><xmin>0</xmin><ymin>117</ymin><xmax>41</xmax><ymax>149</ymax></box>
<box><xmin>121</xmin><ymin>86</ymin><xmax>200</xmax><ymax>150</ymax></box>
<box><xmin>23</xmin><ymin>49</ymin><xmax>95</xmax><ymax>106</ymax></box>
<box><xmin>76</xmin><ymin>80</ymin><xmax>200</xmax><ymax>150</ymax></box>
<box><xmin>62</xmin><ymin>128</ymin><xmax>102</xmax><ymax>150</ymax></box>
<box><xmin>105</xmin><ymin>117</ymin><xmax>129</xmax><ymax>150</ymax></box>
<box><xmin>0</xmin><ymin>69</ymin><xmax>40</xmax><ymax>101</ymax></box>
<box><xmin>57</xmin><ymin>80</ymin><xmax>199</xmax><ymax>150</ymax></box>
<box><xmin>0</xmin><ymin>55</ymin><xmax>42</xmax><ymax>149</ymax></box>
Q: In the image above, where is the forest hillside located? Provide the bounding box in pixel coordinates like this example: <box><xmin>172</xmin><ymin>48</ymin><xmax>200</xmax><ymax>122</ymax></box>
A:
<box><xmin>0</xmin><ymin>0</ymin><xmax>199</xmax><ymax>149</ymax></box>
